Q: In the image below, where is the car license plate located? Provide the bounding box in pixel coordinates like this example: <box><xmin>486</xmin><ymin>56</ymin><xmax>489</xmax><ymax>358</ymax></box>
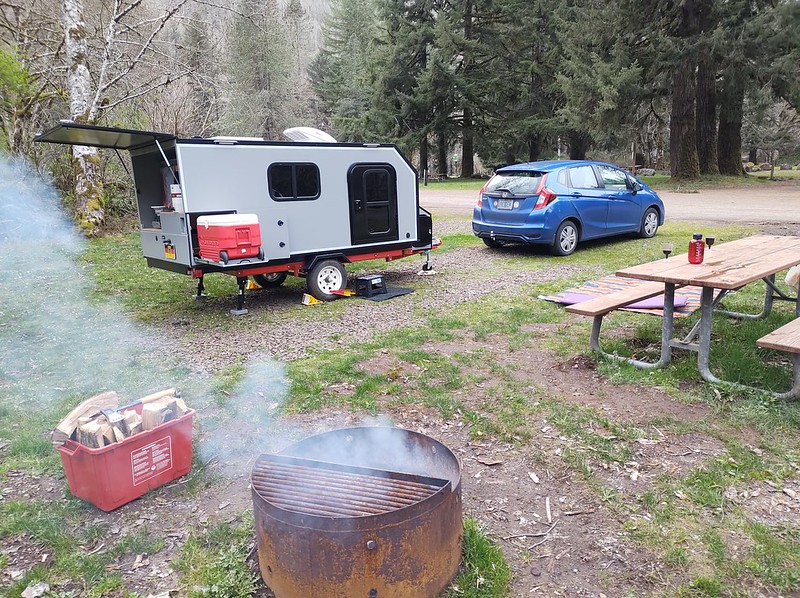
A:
<box><xmin>497</xmin><ymin>198</ymin><xmax>513</xmax><ymax>210</ymax></box>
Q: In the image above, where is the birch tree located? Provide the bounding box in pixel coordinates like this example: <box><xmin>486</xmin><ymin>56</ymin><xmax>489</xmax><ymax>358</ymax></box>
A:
<box><xmin>62</xmin><ymin>0</ymin><xmax>191</xmax><ymax>236</ymax></box>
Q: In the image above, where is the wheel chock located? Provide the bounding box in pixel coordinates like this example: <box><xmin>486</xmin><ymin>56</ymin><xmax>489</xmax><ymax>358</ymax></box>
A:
<box><xmin>330</xmin><ymin>289</ymin><xmax>355</xmax><ymax>297</ymax></box>
<box><xmin>302</xmin><ymin>293</ymin><xmax>322</xmax><ymax>305</ymax></box>
<box><xmin>246</xmin><ymin>280</ymin><xmax>262</xmax><ymax>290</ymax></box>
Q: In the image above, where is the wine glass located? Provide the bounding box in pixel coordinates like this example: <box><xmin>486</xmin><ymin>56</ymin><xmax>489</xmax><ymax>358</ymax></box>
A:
<box><xmin>705</xmin><ymin>235</ymin><xmax>716</xmax><ymax>251</ymax></box>
<box><xmin>662</xmin><ymin>242</ymin><xmax>674</xmax><ymax>261</ymax></box>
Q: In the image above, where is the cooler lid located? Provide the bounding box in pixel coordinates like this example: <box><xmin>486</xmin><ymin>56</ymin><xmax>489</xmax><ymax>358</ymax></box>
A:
<box><xmin>197</xmin><ymin>214</ymin><xmax>260</xmax><ymax>228</ymax></box>
<box><xmin>34</xmin><ymin>121</ymin><xmax>176</xmax><ymax>150</ymax></box>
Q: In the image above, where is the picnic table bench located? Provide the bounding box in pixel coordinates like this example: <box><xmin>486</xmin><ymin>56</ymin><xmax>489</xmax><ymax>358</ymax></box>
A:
<box><xmin>757</xmin><ymin>318</ymin><xmax>800</xmax><ymax>399</ymax></box>
<box><xmin>565</xmin><ymin>281</ymin><xmax>684</xmax><ymax>369</ymax></box>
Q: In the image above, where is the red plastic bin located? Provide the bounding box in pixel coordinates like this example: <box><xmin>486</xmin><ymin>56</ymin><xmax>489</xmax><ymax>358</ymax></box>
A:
<box><xmin>196</xmin><ymin>213</ymin><xmax>262</xmax><ymax>263</ymax></box>
<box><xmin>57</xmin><ymin>409</ymin><xmax>194</xmax><ymax>511</ymax></box>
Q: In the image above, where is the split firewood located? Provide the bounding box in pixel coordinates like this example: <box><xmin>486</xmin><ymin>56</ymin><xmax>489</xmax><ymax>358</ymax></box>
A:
<box><xmin>51</xmin><ymin>391</ymin><xmax>119</xmax><ymax>446</ymax></box>
<box><xmin>112</xmin><ymin>427</ymin><xmax>127</xmax><ymax>443</ymax></box>
<box><xmin>123</xmin><ymin>411</ymin><xmax>143</xmax><ymax>436</ymax></box>
<box><xmin>174</xmin><ymin>397</ymin><xmax>188</xmax><ymax>414</ymax></box>
<box><xmin>77</xmin><ymin>421</ymin><xmax>104</xmax><ymax>448</ymax></box>
<box><xmin>99</xmin><ymin>424</ymin><xmax>115</xmax><ymax>446</ymax></box>
<box><xmin>142</xmin><ymin>403</ymin><xmax>175</xmax><ymax>430</ymax></box>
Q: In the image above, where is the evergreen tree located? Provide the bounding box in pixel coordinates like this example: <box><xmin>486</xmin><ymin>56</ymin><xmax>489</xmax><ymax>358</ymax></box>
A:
<box><xmin>182</xmin><ymin>13</ymin><xmax>220</xmax><ymax>136</ymax></box>
<box><xmin>310</xmin><ymin>0</ymin><xmax>382</xmax><ymax>140</ymax></box>
<box><xmin>555</xmin><ymin>0</ymin><xmax>644</xmax><ymax>159</ymax></box>
<box><xmin>224</xmin><ymin>0</ymin><xmax>292</xmax><ymax>139</ymax></box>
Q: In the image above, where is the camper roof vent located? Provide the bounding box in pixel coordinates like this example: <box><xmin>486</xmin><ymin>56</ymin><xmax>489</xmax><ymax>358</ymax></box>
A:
<box><xmin>283</xmin><ymin>127</ymin><xmax>337</xmax><ymax>143</ymax></box>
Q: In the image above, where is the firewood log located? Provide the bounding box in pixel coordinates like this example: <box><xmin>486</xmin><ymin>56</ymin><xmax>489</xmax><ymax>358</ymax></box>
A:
<box><xmin>52</xmin><ymin>391</ymin><xmax>119</xmax><ymax>446</ymax></box>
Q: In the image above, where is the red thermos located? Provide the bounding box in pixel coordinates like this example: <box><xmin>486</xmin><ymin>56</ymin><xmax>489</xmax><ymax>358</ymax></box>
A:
<box><xmin>689</xmin><ymin>232</ymin><xmax>705</xmax><ymax>264</ymax></box>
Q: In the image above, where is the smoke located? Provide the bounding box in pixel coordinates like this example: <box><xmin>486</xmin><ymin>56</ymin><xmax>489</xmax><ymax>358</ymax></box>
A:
<box><xmin>195</xmin><ymin>359</ymin><xmax>289</xmax><ymax>470</ymax></box>
<box><xmin>0</xmin><ymin>156</ymin><xmax>180</xmax><ymax>406</ymax></box>
<box><xmin>0</xmin><ymin>156</ymin><xmax>287</xmax><ymax>461</ymax></box>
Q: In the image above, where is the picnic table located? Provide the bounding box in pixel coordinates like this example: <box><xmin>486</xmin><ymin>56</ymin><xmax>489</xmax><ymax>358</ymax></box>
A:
<box><xmin>615</xmin><ymin>234</ymin><xmax>800</xmax><ymax>398</ymax></box>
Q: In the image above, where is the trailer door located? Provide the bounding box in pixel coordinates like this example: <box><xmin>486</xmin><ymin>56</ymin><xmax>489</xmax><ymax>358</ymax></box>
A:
<box><xmin>348</xmin><ymin>164</ymin><xmax>398</xmax><ymax>245</ymax></box>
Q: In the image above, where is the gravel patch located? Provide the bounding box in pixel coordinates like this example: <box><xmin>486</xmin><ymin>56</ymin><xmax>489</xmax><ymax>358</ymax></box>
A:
<box><xmin>164</xmin><ymin>219</ymin><xmax>581</xmax><ymax>370</ymax></box>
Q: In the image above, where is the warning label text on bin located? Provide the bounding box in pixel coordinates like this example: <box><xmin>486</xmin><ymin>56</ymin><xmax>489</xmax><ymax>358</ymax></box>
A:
<box><xmin>131</xmin><ymin>436</ymin><xmax>173</xmax><ymax>486</ymax></box>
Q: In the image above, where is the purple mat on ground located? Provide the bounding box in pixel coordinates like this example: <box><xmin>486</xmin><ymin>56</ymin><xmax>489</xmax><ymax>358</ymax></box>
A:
<box><xmin>558</xmin><ymin>292</ymin><xmax>689</xmax><ymax>309</ymax></box>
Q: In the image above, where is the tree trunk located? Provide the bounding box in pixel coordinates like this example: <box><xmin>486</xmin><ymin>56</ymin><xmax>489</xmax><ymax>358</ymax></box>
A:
<box><xmin>717</xmin><ymin>76</ymin><xmax>745</xmax><ymax>176</ymax></box>
<box><xmin>669</xmin><ymin>60</ymin><xmax>700</xmax><ymax>179</ymax></box>
<box><xmin>695</xmin><ymin>53</ymin><xmax>719</xmax><ymax>174</ymax></box>
<box><xmin>436</xmin><ymin>129</ymin><xmax>447</xmax><ymax>176</ymax></box>
<box><xmin>459</xmin><ymin>0</ymin><xmax>474</xmax><ymax>178</ymax></box>
<box><xmin>461</xmin><ymin>107</ymin><xmax>474</xmax><ymax>178</ymax></box>
<box><xmin>748</xmin><ymin>147</ymin><xmax>757</xmax><ymax>164</ymax></box>
<box><xmin>420</xmin><ymin>136</ymin><xmax>429</xmax><ymax>176</ymax></box>
<box><xmin>528</xmin><ymin>136</ymin><xmax>541</xmax><ymax>162</ymax></box>
<box><xmin>568</xmin><ymin>131</ymin><xmax>590</xmax><ymax>160</ymax></box>
<box><xmin>64</xmin><ymin>0</ymin><xmax>104</xmax><ymax>236</ymax></box>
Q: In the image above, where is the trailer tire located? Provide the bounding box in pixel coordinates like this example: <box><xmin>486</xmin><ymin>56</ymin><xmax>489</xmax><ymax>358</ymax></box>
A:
<box><xmin>307</xmin><ymin>260</ymin><xmax>347</xmax><ymax>301</ymax></box>
<box><xmin>254</xmin><ymin>272</ymin><xmax>288</xmax><ymax>287</ymax></box>
<box><xmin>219</xmin><ymin>250</ymin><xmax>229</xmax><ymax>264</ymax></box>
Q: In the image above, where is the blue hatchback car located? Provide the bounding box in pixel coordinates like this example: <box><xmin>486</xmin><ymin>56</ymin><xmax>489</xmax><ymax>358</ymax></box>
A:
<box><xmin>472</xmin><ymin>160</ymin><xmax>665</xmax><ymax>255</ymax></box>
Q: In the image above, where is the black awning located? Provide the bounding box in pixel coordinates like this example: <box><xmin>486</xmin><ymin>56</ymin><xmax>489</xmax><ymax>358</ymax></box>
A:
<box><xmin>34</xmin><ymin>121</ymin><xmax>176</xmax><ymax>150</ymax></box>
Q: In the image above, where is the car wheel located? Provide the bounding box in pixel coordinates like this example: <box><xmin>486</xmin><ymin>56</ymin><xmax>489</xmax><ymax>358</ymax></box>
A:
<box><xmin>551</xmin><ymin>220</ymin><xmax>578</xmax><ymax>256</ymax></box>
<box><xmin>254</xmin><ymin>272</ymin><xmax>288</xmax><ymax>287</ymax></box>
<box><xmin>482</xmin><ymin>237</ymin><xmax>506</xmax><ymax>249</ymax></box>
<box><xmin>307</xmin><ymin>260</ymin><xmax>347</xmax><ymax>300</ymax></box>
<box><xmin>640</xmin><ymin>207</ymin><xmax>659</xmax><ymax>238</ymax></box>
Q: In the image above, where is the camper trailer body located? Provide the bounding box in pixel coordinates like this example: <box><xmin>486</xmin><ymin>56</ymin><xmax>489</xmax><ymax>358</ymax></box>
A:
<box><xmin>36</xmin><ymin>123</ymin><xmax>435</xmax><ymax>300</ymax></box>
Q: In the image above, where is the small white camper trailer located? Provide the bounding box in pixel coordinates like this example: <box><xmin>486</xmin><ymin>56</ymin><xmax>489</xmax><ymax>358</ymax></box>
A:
<box><xmin>36</xmin><ymin>122</ymin><xmax>438</xmax><ymax>311</ymax></box>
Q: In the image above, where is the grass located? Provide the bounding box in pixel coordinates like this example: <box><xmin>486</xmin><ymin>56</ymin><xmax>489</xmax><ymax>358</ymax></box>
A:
<box><xmin>4</xmin><ymin>212</ymin><xmax>800</xmax><ymax>596</ymax></box>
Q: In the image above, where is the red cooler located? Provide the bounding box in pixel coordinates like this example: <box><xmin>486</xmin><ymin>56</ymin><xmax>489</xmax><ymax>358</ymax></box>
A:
<box><xmin>197</xmin><ymin>214</ymin><xmax>262</xmax><ymax>263</ymax></box>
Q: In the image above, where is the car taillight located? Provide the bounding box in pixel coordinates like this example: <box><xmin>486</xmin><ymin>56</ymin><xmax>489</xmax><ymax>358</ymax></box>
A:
<box><xmin>532</xmin><ymin>174</ymin><xmax>556</xmax><ymax>210</ymax></box>
<box><xmin>477</xmin><ymin>181</ymin><xmax>488</xmax><ymax>207</ymax></box>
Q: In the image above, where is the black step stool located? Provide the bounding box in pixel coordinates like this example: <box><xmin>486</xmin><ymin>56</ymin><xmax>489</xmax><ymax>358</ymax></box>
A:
<box><xmin>355</xmin><ymin>275</ymin><xmax>387</xmax><ymax>298</ymax></box>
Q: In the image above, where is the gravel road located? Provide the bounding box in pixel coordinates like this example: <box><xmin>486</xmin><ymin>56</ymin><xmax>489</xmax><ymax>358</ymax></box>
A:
<box><xmin>420</xmin><ymin>180</ymin><xmax>800</xmax><ymax>224</ymax></box>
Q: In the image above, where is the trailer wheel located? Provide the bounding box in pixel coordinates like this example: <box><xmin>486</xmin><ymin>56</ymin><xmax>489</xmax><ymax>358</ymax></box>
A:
<box><xmin>307</xmin><ymin>260</ymin><xmax>347</xmax><ymax>301</ymax></box>
<box><xmin>254</xmin><ymin>272</ymin><xmax>288</xmax><ymax>287</ymax></box>
<box><xmin>220</xmin><ymin>250</ymin><xmax>229</xmax><ymax>264</ymax></box>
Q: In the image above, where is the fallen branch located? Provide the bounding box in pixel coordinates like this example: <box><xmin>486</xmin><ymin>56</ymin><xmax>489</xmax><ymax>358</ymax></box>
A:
<box><xmin>502</xmin><ymin>520</ymin><xmax>558</xmax><ymax>541</ymax></box>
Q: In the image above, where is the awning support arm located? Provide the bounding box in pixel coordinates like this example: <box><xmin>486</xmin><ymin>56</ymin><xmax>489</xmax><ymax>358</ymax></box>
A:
<box><xmin>113</xmin><ymin>149</ymin><xmax>133</xmax><ymax>182</ymax></box>
<box><xmin>154</xmin><ymin>139</ymin><xmax>178</xmax><ymax>184</ymax></box>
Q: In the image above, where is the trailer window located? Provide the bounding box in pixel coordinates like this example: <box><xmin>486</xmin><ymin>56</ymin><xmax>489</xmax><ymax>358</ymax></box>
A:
<box><xmin>268</xmin><ymin>163</ymin><xmax>320</xmax><ymax>201</ymax></box>
<box><xmin>364</xmin><ymin>170</ymin><xmax>391</xmax><ymax>233</ymax></box>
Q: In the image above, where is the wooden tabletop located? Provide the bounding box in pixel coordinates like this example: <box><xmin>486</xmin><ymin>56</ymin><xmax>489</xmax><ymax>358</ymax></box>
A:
<box><xmin>617</xmin><ymin>235</ymin><xmax>800</xmax><ymax>289</ymax></box>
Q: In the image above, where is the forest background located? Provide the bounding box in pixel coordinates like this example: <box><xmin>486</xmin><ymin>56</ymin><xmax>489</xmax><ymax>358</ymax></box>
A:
<box><xmin>1</xmin><ymin>0</ymin><xmax>799</xmax><ymax>235</ymax></box>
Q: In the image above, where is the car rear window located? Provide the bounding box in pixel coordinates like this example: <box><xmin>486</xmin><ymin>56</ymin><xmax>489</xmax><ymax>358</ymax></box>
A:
<box><xmin>485</xmin><ymin>171</ymin><xmax>543</xmax><ymax>196</ymax></box>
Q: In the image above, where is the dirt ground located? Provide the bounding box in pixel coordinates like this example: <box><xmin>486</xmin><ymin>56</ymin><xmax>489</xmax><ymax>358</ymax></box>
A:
<box><xmin>4</xmin><ymin>183</ymin><xmax>800</xmax><ymax>597</ymax></box>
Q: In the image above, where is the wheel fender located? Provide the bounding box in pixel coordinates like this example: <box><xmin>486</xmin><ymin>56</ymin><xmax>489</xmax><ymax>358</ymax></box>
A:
<box><xmin>649</xmin><ymin>205</ymin><xmax>663</xmax><ymax>224</ymax></box>
<box><xmin>303</xmin><ymin>253</ymin><xmax>350</xmax><ymax>274</ymax></box>
<box><xmin>558</xmin><ymin>217</ymin><xmax>581</xmax><ymax>241</ymax></box>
